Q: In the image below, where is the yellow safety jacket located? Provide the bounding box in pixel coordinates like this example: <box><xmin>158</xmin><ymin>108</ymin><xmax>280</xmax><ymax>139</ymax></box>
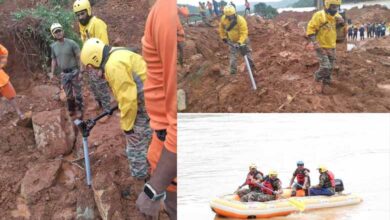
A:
<box><xmin>307</xmin><ymin>10</ymin><xmax>341</xmax><ymax>49</ymax></box>
<box><xmin>79</xmin><ymin>16</ymin><xmax>109</xmax><ymax>44</ymax></box>
<box><xmin>102</xmin><ymin>48</ymin><xmax>147</xmax><ymax>131</ymax></box>
<box><xmin>219</xmin><ymin>15</ymin><xmax>248</xmax><ymax>44</ymax></box>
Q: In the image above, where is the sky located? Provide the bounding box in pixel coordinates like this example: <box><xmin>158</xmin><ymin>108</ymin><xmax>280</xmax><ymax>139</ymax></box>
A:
<box><xmin>177</xmin><ymin>0</ymin><xmax>282</xmax><ymax>6</ymax></box>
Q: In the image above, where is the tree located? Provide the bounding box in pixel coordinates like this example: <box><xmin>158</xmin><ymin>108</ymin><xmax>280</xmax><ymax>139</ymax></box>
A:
<box><xmin>254</xmin><ymin>3</ymin><xmax>279</xmax><ymax>19</ymax></box>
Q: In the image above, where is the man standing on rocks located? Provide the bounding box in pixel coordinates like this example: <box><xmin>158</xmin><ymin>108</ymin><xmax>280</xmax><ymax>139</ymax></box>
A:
<box><xmin>219</xmin><ymin>5</ymin><xmax>255</xmax><ymax>75</ymax></box>
<box><xmin>306</xmin><ymin>0</ymin><xmax>345</xmax><ymax>88</ymax></box>
<box><xmin>49</xmin><ymin>23</ymin><xmax>83</xmax><ymax>117</ymax></box>
<box><xmin>136</xmin><ymin>0</ymin><xmax>177</xmax><ymax>219</ymax></box>
<box><xmin>80</xmin><ymin>38</ymin><xmax>152</xmax><ymax>195</ymax></box>
<box><xmin>73</xmin><ymin>0</ymin><xmax>112</xmax><ymax>115</ymax></box>
<box><xmin>0</xmin><ymin>43</ymin><xmax>25</xmax><ymax>120</ymax></box>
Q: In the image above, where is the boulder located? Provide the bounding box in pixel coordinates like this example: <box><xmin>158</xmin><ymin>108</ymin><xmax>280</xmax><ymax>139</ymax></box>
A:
<box><xmin>32</xmin><ymin>108</ymin><xmax>75</xmax><ymax>158</ymax></box>
<box><xmin>20</xmin><ymin>160</ymin><xmax>62</xmax><ymax>203</ymax></box>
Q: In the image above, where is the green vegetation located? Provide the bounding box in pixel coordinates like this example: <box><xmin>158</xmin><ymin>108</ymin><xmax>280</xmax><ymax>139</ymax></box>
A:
<box><xmin>12</xmin><ymin>1</ymin><xmax>79</xmax><ymax>70</ymax></box>
<box><xmin>254</xmin><ymin>3</ymin><xmax>279</xmax><ymax>19</ymax></box>
<box><xmin>292</xmin><ymin>0</ymin><xmax>377</xmax><ymax>8</ymax></box>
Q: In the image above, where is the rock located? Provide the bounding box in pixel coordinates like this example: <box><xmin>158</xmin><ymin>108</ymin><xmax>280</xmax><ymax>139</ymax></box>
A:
<box><xmin>21</xmin><ymin>160</ymin><xmax>62</xmax><ymax>203</ymax></box>
<box><xmin>93</xmin><ymin>172</ymin><xmax>123</xmax><ymax>220</ymax></box>
<box><xmin>177</xmin><ymin>89</ymin><xmax>186</xmax><ymax>112</ymax></box>
<box><xmin>190</xmin><ymin>53</ymin><xmax>203</xmax><ymax>62</ymax></box>
<box><xmin>32</xmin><ymin>109</ymin><xmax>75</xmax><ymax>158</ymax></box>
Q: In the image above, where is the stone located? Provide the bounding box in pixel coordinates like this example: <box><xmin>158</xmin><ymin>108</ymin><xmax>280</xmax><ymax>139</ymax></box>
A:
<box><xmin>32</xmin><ymin>108</ymin><xmax>75</xmax><ymax>158</ymax></box>
<box><xmin>177</xmin><ymin>89</ymin><xmax>186</xmax><ymax>112</ymax></box>
<box><xmin>190</xmin><ymin>53</ymin><xmax>203</xmax><ymax>62</ymax></box>
<box><xmin>20</xmin><ymin>160</ymin><xmax>62</xmax><ymax>203</ymax></box>
<box><xmin>183</xmin><ymin>40</ymin><xmax>197</xmax><ymax>60</ymax></box>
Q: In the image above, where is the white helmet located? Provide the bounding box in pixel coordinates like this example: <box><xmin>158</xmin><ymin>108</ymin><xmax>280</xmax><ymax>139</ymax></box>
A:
<box><xmin>50</xmin><ymin>23</ymin><xmax>63</xmax><ymax>37</ymax></box>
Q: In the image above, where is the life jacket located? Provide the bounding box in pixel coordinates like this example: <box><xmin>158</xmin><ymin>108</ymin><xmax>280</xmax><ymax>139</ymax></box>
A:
<box><xmin>245</xmin><ymin>170</ymin><xmax>263</xmax><ymax>190</ymax></box>
<box><xmin>261</xmin><ymin>175</ymin><xmax>281</xmax><ymax>195</ymax></box>
<box><xmin>322</xmin><ymin>170</ymin><xmax>335</xmax><ymax>188</ymax></box>
<box><xmin>295</xmin><ymin>168</ymin><xmax>310</xmax><ymax>185</ymax></box>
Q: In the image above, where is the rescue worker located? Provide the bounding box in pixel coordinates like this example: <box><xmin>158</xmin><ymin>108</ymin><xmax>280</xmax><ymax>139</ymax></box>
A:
<box><xmin>213</xmin><ymin>0</ymin><xmax>220</xmax><ymax>16</ymax></box>
<box><xmin>306</xmin><ymin>0</ymin><xmax>345</xmax><ymax>86</ymax></box>
<box><xmin>49</xmin><ymin>23</ymin><xmax>83</xmax><ymax>117</ymax></box>
<box><xmin>219</xmin><ymin>5</ymin><xmax>255</xmax><ymax>75</ymax></box>
<box><xmin>347</xmin><ymin>25</ymin><xmax>353</xmax><ymax>40</ymax></box>
<box><xmin>353</xmin><ymin>25</ymin><xmax>358</xmax><ymax>40</ymax></box>
<box><xmin>244</xmin><ymin>0</ymin><xmax>251</xmax><ymax>16</ymax></box>
<box><xmin>207</xmin><ymin>1</ymin><xmax>213</xmax><ymax>17</ymax></box>
<box><xmin>288</xmin><ymin>161</ymin><xmax>310</xmax><ymax>196</ymax></box>
<box><xmin>359</xmin><ymin>25</ymin><xmax>365</xmax><ymax>40</ymax></box>
<box><xmin>236</xmin><ymin>163</ymin><xmax>264</xmax><ymax>199</ymax></box>
<box><xmin>73</xmin><ymin>0</ymin><xmax>112</xmax><ymax>115</ymax></box>
<box><xmin>199</xmin><ymin>2</ymin><xmax>208</xmax><ymax>25</ymax></box>
<box><xmin>178</xmin><ymin>8</ymin><xmax>186</xmax><ymax>66</ymax></box>
<box><xmin>80</xmin><ymin>38</ymin><xmax>152</xmax><ymax>194</ymax></box>
<box><xmin>243</xmin><ymin>170</ymin><xmax>283</xmax><ymax>202</ymax></box>
<box><xmin>0</xmin><ymin>43</ymin><xmax>24</xmax><ymax>119</ymax></box>
<box><xmin>309</xmin><ymin>165</ymin><xmax>335</xmax><ymax>196</ymax></box>
<box><xmin>136</xmin><ymin>0</ymin><xmax>177</xmax><ymax>219</ymax></box>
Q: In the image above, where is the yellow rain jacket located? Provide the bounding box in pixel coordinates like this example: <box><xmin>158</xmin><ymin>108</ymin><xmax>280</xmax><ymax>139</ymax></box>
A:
<box><xmin>79</xmin><ymin>16</ymin><xmax>109</xmax><ymax>44</ymax></box>
<box><xmin>307</xmin><ymin>10</ymin><xmax>341</xmax><ymax>49</ymax></box>
<box><xmin>219</xmin><ymin>15</ymin><xmax>248</xmax><ymax>44</ymax></box>
<box><xmin>103</xmin><ymin>48</ymin><xmax>147</xmax><ymax>131</ymax></box>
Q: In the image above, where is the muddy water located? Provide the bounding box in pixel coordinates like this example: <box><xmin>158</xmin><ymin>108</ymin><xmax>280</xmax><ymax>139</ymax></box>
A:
<box><xmin>178</xmin><ymin>114</ymin><xmax>390</xmax><ymax>220</ymax></box>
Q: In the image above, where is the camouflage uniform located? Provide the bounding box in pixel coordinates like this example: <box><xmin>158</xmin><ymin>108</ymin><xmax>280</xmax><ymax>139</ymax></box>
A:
<box><xmin>87</xmin><ymin>69</ymin><xmax>111</xmax><ymax>112</ymax></box>
<box><xmin>124</xmin><ymin>92</ymin><xmax>152</xmax><ymax>178</ymax></box>
<box><xmin>242</xmin><ymin>177</ymin><xmax>282</xmax><ymax>202</ymax></box>
<box><xmin>314</xmin><ymin>48</ymin><xmax>336</xmax><ymax>85</ymax></box>
<box><xmin>229</xmin><ymin>39</ymin><xmax>254</xmax><ymax>74</ymax></box>
<box><xmin>61</xmin><ymin>69</ymin><xmax>83</xmax><ymax>111</ymax></box>
<box><xmin>237</xmin><ymin>171</ymin><xmax>263</xmax><ymax>198</ymax></box>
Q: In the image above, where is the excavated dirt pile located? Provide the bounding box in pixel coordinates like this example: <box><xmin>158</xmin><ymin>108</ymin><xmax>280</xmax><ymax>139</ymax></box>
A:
<box><xmin>0</xmin><ymin>0</ymin><xmax>168</xmax><ymax>219</ymax></box>
<box><xmin>179</xmin><ymin>5</ymin><xmax>390</xmax><ymax>112</ymax></box>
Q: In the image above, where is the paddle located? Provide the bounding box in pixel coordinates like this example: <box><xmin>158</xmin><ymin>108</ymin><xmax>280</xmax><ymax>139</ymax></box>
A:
<box><xmin>256</xmin><ymin>183</ymin><xmax>306</xmax><ymax>212</ymax></box>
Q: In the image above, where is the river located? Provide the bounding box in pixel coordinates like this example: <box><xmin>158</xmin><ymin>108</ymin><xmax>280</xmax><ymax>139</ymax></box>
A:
<box><xmin>178</xmin><ymin>114</ymin><xmax>390</xmax><ymax>220</ymax></box>
<box><xmin>277</xmin><ymin>0</ymin><xmax>390</xmax><ymax>12</ymax></box>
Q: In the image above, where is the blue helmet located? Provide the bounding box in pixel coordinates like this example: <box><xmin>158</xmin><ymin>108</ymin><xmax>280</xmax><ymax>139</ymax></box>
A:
<box><xmin>297</xmin><ymin>161</ymin><xmax>304</xmax><ymax>166</ymax></box>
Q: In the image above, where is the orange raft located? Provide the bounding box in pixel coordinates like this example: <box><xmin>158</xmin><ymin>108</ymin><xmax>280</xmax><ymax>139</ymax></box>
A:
<box><xmin>210</xmin><ymin>190</ymin><xmax>362</xmax><ymax>219</ymax></box>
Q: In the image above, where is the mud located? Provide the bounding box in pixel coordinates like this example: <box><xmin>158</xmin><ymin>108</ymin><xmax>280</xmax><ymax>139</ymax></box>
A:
<box><xmin>179</xmin><ymin>5</ymin><xmax>390</xmax><ymax>112</ymax></box>
<box><xmin>0</xmin><ymin>0</ymin><xmax>168</xmax><ymax>219</ymax></box>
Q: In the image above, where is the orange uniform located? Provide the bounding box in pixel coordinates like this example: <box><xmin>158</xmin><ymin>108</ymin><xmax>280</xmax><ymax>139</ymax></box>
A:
<box><xmin>0</xmin><ymin>44</ymin><xmax>16</xmax><ymax>99</ymax></box>
<box><xmin>142</xmin><ymin>0</ymin><xmax>177</xmax><ymax>192</ymax></box>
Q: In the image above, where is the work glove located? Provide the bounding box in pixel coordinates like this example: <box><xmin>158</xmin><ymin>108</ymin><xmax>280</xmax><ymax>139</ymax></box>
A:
<box><xmin>222</xmin><ymin>38</ymin><xmax>228</xmax><ymax>44</ymax></box>
<box><xmin>136</xmin><ymin>147</ymin><xmax>177</xmax><ymax>217</ymax></box>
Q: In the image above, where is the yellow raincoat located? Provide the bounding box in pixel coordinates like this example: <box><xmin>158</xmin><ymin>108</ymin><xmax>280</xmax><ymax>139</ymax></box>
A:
<box><xmin>79</xmin><ymin>16</ymin><xmax>109</xmax><ymax>44</ymax></box>
<box><xmin>103</xmin><ymin>49</ymin><xmax>147</xmax><ymax>131</ymax></box>
<box><xmin>307</xmin><ymin>10</ymin><xmax>341</xmax><ymax>49</ymax></box>
<box><xmin>219</xmin><ymin>15</ymin><xmax>248</xmax><ymax>44</ymax></box>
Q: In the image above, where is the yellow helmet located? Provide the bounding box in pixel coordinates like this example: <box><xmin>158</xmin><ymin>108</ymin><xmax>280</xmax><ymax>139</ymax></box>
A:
<box><xmin>223</xmin><ymin>5</ymin><xmax>236</xmax><ymax>16</ymax></box>
<box><xmin>317</xmin><ymin>165</ymin><xmax>328</xmax><ymax>172</ymax></box>
<box><xmin>80</xmin><ymin>38</ymin><xmax>106</xmax><ymax>68</ymax></box>
<box><xmin>325</xmin><ymin>0</ymin><xmax>341</xmax><ymax>9</ymax></box>
<box><xmin>249</xmin><ymin>163</ymin><xmax>257</xmax><ymax>170</ymax></box>
<box><xmin>50</xmin><ymin>23</ymin><xmax>63</xmax><ymax>37</ymax></box>
<box><xmin>269</xmin><ymin>170</ymin><xmax>278</xmax><ymax>177</ymax></box>
<box><xmin>73</xmin><ymin>0</ymin><xmax>92</xmax><ymax>16</ymax></box>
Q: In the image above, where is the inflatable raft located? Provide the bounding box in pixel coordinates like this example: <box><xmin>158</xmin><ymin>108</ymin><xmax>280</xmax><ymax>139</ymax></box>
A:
<box><xmin>210</xmin><ymin>190</ymin><xmax>362</xmax><ymax>219</ymax></box>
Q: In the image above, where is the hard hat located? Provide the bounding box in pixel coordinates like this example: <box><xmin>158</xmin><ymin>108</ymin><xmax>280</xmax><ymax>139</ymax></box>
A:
<box><xmin>269</xmin><ymin>170</ymin><xmax>278</xmax><ymax>177</ymax></box>
<box><xmin>223</xmin><ymin>5</ymin><xmax>236</xmax><ymax>16</ymax></box>
<box><xmin>317</xmin><ymin>165</ymin><xmax>328</xmax><ymax>172</ymax></box>
<box><xmin>73</xmin><ymin>0</ymin><xmax>92</xmax><ymax>16</ymax></box>
<box><xmin>249</xmin><ymin>163</ymin><xmax>257</xmax><ymax>169</ymax></box>
<box><xmin>80</xmin><ymin>38</ymin><xmax>106</xmax><ymax>68</ymax></box>
<box><xmin>50</xmin><ymin>23</ymin><xmax>63</xmax><ymax>37</ymax></box>
<box><xmin>297</xmin><ymin>161</ymin><xmax>304</xmax><ymax>166</ymax></box>
<box><xmin>325</xmin><ymin>0</ymin><xmax>342</xmax><ymax>9</ymax></box>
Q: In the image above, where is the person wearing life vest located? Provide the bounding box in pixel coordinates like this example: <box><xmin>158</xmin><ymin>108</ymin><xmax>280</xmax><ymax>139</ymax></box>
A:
<box><xmin>0</xmin><ymin>43</ymin><xmax>24</xmax><ymax>120</ymax></box>
<box><xmin>306</xmin><ymin>0</ymin><xmax>345</xmax><ymax>87</ymax></box>
<box><xmin>80</xmin><ymin>38</ymin><xmax>152</xmax><ymax>199</ymax></box>
<box><xmin>73</xmin><ymin>0</ymin><xmax>112</xmax><ymax>116</ymax></box>
<box><xmin>309</xmin><ymin>165</ymin><xmax>335</xmax><ymax>196</ymax></box>
<box><xmin>236</xmin><ymin>163</ymin><xmax>264</xmax><ymax>199</ymax></box>
<box><xmin>288</xmin><ymin>161</ymin><xmax>310</xmax><ymax>196</ymax></box>
<box><xmin>219</xmin><ymin>5</ymin><xmax>255</xmax><ymax>75</ymax></box>
<box><xmin>136</xmin><ymin>0</ymin><xmax>177</xmax><ymax>219</ymax></box>
<box><xmin>245</xmin><ymin>170</ymin><xmax>283</xmax><ymax>202</ymax></box>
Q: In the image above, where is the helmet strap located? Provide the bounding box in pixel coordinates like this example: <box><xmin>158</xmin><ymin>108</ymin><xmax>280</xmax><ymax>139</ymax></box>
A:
<box><xmin>100</xmin><ymin>45</ymin><xmax>112</xmax><ymax>70</ymax></box>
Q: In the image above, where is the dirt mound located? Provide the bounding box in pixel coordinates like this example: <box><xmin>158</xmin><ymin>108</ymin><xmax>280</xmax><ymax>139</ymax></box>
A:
<box><xmin>179</xmin><ymin>10</ymin><xmax>390</xmax><ymax>112</ymax></box>
<box><xmin>347</xmin><ymin>4</ymin><xmax>390</xmax><ymax>24</ymax></box>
